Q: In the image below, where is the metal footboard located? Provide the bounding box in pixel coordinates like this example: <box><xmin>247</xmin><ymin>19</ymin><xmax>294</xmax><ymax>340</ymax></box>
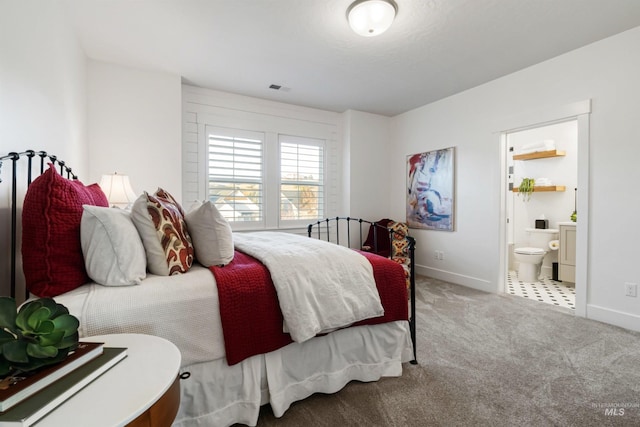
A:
<box><xmin>307</xmin><ymin>217</ymin><xmax>417</xmax><ymax>365</ymax></box>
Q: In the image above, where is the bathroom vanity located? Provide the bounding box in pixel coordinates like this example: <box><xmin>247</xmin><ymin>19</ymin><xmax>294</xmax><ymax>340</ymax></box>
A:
<box><xmin>559</xmin><ymin>222</ymin><xmax>576</xmax><ymax>283</ymax></box>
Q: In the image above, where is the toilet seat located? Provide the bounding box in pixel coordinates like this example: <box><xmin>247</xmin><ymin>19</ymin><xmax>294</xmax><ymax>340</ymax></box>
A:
<box><xmin>514</xmin><ymin>247</ymin><xmax>546</xmax><ymax>255</ymax></box>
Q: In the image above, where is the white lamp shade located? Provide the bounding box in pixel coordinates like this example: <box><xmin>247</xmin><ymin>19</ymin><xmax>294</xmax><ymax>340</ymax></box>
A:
<box><xmin>348</xmin><ymin>0</ymin><xmax>397</xmax><ymax>37</ymax></box>
<box><xmin>99</xmin><ymin>173</ymin><xmax>137</xmax><ymax>208</ymax></box>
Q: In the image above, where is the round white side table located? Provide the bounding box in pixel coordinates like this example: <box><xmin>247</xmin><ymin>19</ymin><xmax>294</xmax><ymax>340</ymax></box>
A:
<box><xmin>37</xmin><ymin>333</ymin><xmax>181</xmax><ymax>427</ymax></box>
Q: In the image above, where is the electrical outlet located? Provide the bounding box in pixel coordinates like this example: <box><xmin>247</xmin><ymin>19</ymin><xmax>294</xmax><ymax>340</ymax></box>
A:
<box><xmin>439</xmin><ymin>251</ymin><xmax>445</xmax><ymax>261</ymax></box>
<box><xmin>434</xmin><ymin>250</ymin><xmax>439</xmax><ymax>260</ymax></box>
<box><xmin>625</xmin><ymin>282</ymin><xmax>637</xmax><ymax>297</ymax></box>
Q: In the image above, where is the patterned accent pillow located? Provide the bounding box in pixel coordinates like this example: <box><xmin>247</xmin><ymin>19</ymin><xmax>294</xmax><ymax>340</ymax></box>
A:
<box><xmin>22</xmin><ymin>164</ymin><xmax>109</xmax><ymax>297</ymax></box>
<box><xmin>389</xmin><ymin>221</ymin><xmax>409</xmax><ymax>259</ymax></box>
<box><xmin>131</xmin><ymin>188</ymin><xmax>194</xmax><ymax>275</ymax></box>
<box><xmin>388</xmin><ymin>221</ymin><xmax>411</xmax><ymax>289</ymax></box>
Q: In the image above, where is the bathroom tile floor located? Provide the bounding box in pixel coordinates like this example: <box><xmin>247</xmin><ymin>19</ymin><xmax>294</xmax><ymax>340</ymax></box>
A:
<box><xmin>507</xmin><ymin>270</ymin><xmax>575</xmax><ymax>310</ymax></box>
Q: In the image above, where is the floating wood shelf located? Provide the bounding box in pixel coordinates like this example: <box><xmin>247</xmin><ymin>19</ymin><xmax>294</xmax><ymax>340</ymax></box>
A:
<box><xmin>513</xmin><ymin>185</ymin><xmax>566</xmax><ymax>193</ymax></box>
<box><xmin>513</xmin><ymin>150</ymin><xmax>566</xmax><ymax>161</ymax></box>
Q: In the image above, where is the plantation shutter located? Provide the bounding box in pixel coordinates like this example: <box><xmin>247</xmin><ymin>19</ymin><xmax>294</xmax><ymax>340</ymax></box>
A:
<box><xmin>207</xmin><ymin>128</ymin><xmax>264</xmax><ymax>223</ymax></box>
<box><xmin>279</xmin><ymin>135</ymin><xmax>325</xmax><ymax>222</ymax></box>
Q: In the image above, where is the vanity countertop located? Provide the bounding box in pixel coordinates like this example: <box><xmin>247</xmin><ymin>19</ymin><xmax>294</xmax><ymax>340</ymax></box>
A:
<box><xmin>557</xmin><ymin>221</ymin><xmax>577</xmax><ymax>226</ymax></box>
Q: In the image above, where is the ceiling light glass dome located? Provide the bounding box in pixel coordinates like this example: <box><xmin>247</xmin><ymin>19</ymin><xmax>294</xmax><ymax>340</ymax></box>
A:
<box><xmin>347</xmin><ymin>0</ymin><xmax>398</xmax><ymax>37</ymax></box>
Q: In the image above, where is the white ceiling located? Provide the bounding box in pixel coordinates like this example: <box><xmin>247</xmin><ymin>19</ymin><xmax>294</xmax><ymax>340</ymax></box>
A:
<box><xmin>61</xmin><ymin>0</ymin><xmax>640</xmax><ymax>116</ymax></box>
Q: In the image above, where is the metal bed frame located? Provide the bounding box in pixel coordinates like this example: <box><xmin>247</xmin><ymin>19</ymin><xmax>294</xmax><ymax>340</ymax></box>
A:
<box><xmin>0</xmin><ymin>150</ymin><xmax>77</xmax><ymax>300</ymax></box>
<box><xmin>1</xmin><ymin>151</ymin><xmax>418</xmax><ymax>364</ymax></box>
<box><xmin>308</xmin><ymin>217</ymin><xmax>418</xmax><ymax>364</ymax></box>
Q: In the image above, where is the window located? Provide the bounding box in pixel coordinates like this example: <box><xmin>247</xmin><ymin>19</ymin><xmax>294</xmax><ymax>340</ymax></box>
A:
<box><xmin>206</xmin><ymin>129</ymin><xmax>326</xmax><ymax>227</ymax></box>
<box><xmin>184</xmin><ymin>86</ymin><xmax>340</xmax><ymax>232</ymax></box>
<box><xmin>207</xmin><ymin>129</ymin><xmax>264</xmax><ymax>223</ymax></box>
<box><xmin>279</xmin><ymin>135</ymin><xmax>325</xmax><ymax>222</ymax></box>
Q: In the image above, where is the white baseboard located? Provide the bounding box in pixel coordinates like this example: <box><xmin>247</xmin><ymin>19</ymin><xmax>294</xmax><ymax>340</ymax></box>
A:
<box><xmin>415</xmin><ymin>265</ymin><xmax>494</xmax><ymax>293</ymax></box>
<box><xmin>586</xmin><ymin>304</ymin><xmax>640</xmax><ymax>333</ymax></box>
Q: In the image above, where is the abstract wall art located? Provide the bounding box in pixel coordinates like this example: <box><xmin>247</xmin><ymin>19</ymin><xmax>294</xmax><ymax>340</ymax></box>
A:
<box><xmin>406</xmin><ymin>147</ymin><xmax>455</xmax><ymax>231</ymax></box>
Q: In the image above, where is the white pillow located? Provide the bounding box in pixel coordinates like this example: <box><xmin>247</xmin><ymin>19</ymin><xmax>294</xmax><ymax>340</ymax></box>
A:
<box><xmin>185</xmin><ymin>201</ymin><xmax>234</xmax><ymax>267</ymax></box>
<box><xmin>80</xmin><ymin>205</ymin><xmax>146</xmax><ymax>286</ymax></box>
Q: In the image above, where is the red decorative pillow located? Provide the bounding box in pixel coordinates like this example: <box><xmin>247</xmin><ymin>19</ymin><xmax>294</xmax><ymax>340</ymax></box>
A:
<box><xmin>22</xmin><ymin>164</ymin><xmax>109</xmax><ymax>297</ymax></box>
<box><xmin>362</xmin><ymin>218</ymin><xmax>393</xmax><ymax>257</ymax></box>
<box><xmin>130</xmin><ymin>188</ymin><xmax>194</xmax><ymax>275</ymax></box>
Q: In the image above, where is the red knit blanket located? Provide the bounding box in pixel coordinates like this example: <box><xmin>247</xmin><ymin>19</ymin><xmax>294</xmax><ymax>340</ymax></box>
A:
<box><xmin>210</xmin><ymin>250</ymin><xmax>408</xmax><ymax>366</ymax></box>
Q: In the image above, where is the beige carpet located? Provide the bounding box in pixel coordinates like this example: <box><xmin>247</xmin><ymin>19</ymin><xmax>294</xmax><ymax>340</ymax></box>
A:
<box><xmin>253</xmin><ymin>275</ymin><xmax>640</xmax><ymax>426</ymax></box>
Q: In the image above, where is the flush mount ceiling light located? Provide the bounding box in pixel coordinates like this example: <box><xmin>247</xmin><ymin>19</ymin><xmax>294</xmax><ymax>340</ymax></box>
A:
<box><xmin>347</xmin><ymin>0</ymin><xmax>398</xmax><ymax>37</ymax></box>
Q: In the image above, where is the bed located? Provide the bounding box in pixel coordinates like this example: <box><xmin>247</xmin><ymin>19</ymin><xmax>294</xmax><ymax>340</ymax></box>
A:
<box><xmin>0</xmin><ymin>150</ymin><xmax>416</xmax><ymax>427</ymax></box>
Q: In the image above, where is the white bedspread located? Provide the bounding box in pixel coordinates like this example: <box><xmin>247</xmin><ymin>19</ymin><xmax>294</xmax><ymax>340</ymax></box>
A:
<box><xmin>54</xmin><ymin>265</ymin><xmax>226</xmax><ymax>366</ymax></box>
<box><xmin>233</xmin><ymin>231</ymin><xmax>383</xmax><ymax>343</ymax></box>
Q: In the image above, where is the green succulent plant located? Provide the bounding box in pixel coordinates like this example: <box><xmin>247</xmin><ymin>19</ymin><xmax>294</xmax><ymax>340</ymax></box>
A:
<box><xmin>0</xmin><ymin>297</ymin><xmax>79</xmax><ymax>377</ymax></box>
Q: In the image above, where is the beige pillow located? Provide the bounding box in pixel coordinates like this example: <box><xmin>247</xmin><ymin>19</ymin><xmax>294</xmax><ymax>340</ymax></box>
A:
<box><xmin>185</xmin><ymin>201</ymin><xmax>234</xmax><ymax>267</ymax></box>
<box><xmin>130</xmin><ymin>189</ymin><xmax>194</xmax><ymax>275</ymax></box>
<box><xmin>80</xmin><ymin>205</ymin><xmax>146</xmax><ymax>286</ymax></box>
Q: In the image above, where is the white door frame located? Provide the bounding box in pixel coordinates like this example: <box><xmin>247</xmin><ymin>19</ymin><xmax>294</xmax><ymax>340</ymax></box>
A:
<box><xmin>497</xmin><ymin>100</ymin><xmax>590</xmax><ymax>317</ymax></box>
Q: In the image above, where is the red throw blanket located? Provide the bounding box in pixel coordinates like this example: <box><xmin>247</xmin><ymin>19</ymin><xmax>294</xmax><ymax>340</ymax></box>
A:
<box><xmin>211</xmin><ymin>250</ymin><xmax>408</xmax><ymax>366</ymax></box>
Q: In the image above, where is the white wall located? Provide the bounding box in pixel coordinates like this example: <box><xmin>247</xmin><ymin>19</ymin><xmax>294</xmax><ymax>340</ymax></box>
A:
<box><xmin>0</xmin><ymin>0</ymin><xmax>87</xmax><ymax>171</ymax></box>
<box><xmin>342</xmin><ymin>110</ymin><xmax>392</xmax><ymax>222</ymax></box>
<box><xmin>0</xmin><ymin>0</ymin><xmax>87</xmax><ymax>298</ymax></box>
<box><xmin>87</xmin><ymin>61</ymin><xmax>182</xmax><ymax>201</ymax></box>
<box><xmin>390</xmin><ymin>26</ymin><xmax>640</xmax><ymax>331</ymax></box>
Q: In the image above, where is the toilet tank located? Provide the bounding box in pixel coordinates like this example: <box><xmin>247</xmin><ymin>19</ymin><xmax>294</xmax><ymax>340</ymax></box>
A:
<box><xmin>526</xmin><ymin>228</ymin><xmax>559</xmax><ymax>248</ymax></box>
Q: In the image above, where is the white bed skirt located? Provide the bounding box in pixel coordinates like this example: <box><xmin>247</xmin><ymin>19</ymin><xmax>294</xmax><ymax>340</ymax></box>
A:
<box><xmin>174</xmin><ymin>321</ymin><xmax>413</xmax><ymax>427</ymax></box>
<box><xmin>52</xmin><ymin>265</ymin><xmax>413</xmax><ymax>426</ymax></box>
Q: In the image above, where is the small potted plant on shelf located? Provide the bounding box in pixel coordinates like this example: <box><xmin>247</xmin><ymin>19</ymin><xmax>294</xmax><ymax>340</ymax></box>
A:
<box><xmin>0</xmin><ymin>297</ymin><xmax>79</xmax><ymax>378</ymax></box>
<box><xmin>518</xmin><ymin>177</ymin><xmax>535</xmax><ymax>201</ymax></box>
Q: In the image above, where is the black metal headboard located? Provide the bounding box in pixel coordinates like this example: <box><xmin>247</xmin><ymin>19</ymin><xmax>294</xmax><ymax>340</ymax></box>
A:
<box><xmin>0</xmin><ymin>150</ymin><xmax>77</xmax><ymax>300</ymax></box>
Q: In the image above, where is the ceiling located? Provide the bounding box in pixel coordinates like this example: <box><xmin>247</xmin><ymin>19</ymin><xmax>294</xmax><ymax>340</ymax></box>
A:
<box><xmin>61</xmin><ymin>0</ymin><xmax>640</xmax><ymax>117</ymax></box>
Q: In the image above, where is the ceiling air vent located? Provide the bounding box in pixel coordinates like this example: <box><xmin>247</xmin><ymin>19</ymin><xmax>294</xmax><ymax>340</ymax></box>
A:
<box><xmin>268</xmin><ymin>84</ymin><xmax>291</xmax><ymax>92</ymax></box>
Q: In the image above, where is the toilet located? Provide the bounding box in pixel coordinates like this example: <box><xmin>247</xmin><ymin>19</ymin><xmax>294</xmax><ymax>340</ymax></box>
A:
<box><xmin>514</xmin><ymin>228</ymin><xmax>559</xmax><ymax>282</ymax></box>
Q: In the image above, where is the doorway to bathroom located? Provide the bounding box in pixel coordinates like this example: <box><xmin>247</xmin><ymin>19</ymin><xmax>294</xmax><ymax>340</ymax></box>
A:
<box><xmin>505</xmin><ymin>120</ymin><xmax>578</xmax><ymax>310</ymax></box>
<box><xmin>497</xmin><ymin>99</ymin><xmax>590</xmax><ymax>317</ymax></box>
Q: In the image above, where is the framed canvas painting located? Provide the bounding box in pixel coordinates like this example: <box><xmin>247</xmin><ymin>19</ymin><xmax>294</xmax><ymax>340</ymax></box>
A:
<box><xmin>406</xmin><ymin>147</ymin><xmax>455</xmax><ymax>231</ymax></box>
